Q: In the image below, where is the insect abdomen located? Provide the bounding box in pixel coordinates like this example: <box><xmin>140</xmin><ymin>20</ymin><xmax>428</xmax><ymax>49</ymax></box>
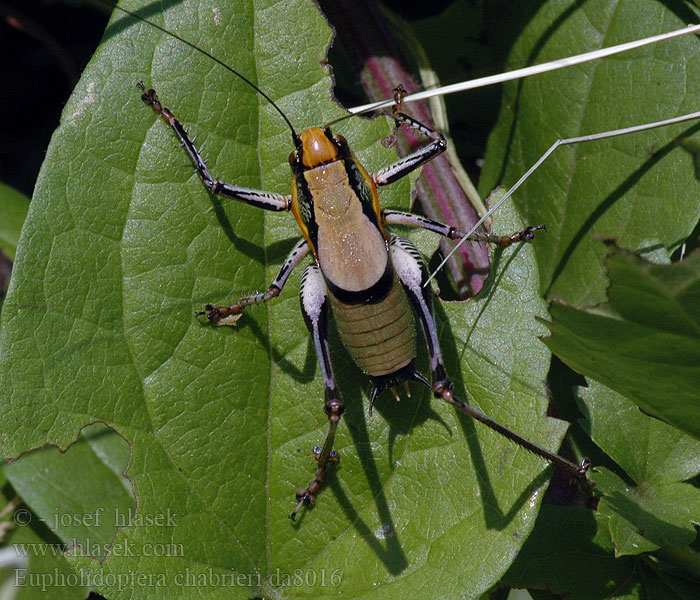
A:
<box><xmin>329</xmin><ymin>274</ymin><xmax>416</xmax><ymax>377</ymax></box>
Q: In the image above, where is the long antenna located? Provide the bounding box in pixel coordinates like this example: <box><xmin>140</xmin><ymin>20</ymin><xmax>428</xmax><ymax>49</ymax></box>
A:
<box><xmin>330</xmin><ymin>23</ymin><xmax>700</xmax><ymax>129</ymax></box>
<box><xmin>348</xmin><ymin>23</ymin><xmax>700</xmax><ymax>115</ymax></box>
<box><xmin>96</xmin><ymin>0</ymin><xmax>299</xmax><ymax>141</ymax></box>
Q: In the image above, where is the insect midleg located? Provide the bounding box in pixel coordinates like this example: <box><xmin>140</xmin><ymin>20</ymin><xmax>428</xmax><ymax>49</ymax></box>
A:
<box><xmin>138</xmin><ymin>83</ymin><xmax>291</xmax><ymax>212</ymax></box>
<box><xmin>390</xmin><ymin>236</ymin><xmax>588</xmax><ymax>480</ymax></box>
<box><xmin>292</xmin><ymin>264</ymin><xmax>344</xmax><ymax>521</ymax></box>
<box><xmin>375</xmin><ymin>110</ymin><xmax>544</xmax><ymax>247</ymax></box>
<box><xmin>200</xmin><ymin>239</ymin><xmax>310</xmax><ymax>325</ymax></box>
<box><xmin>382</xmin><ymin>210</ymin><xmax>546</xmax><ymax>246</ymax></box>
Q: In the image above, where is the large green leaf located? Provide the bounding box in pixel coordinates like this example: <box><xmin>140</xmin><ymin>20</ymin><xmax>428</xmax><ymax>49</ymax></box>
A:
<box><xmin>480</xmin><ymin>0</ymin><xmax>700</xmax><ymax>306</ymax></box>
<box><xmin>0</xmin><ymin>1</ymin><xmax>567</xmax><ymax>598</ymax></box>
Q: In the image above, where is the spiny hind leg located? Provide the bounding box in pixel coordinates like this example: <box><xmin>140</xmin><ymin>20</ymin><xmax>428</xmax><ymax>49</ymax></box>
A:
<box><xmin>391</xmin><ymin>236</ymin><xmax>590</xmax><ymax>480</ymax></box>
<box><xmin>390</xmin><ymin>236</ymin><xmax>448</xmax><ymax>383</ymax></box>
<box><xmin>200</xmin><ymin>239</ymin><xmax>309</xmax><ymax>326</ymax></box>
<box><xmin>291</xmin><ymin>265</ymin><xmax>345</xmax><ymax>520</ymax></box>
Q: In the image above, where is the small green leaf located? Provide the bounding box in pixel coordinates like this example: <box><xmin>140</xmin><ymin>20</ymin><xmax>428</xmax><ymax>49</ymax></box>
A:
<box><xmin>0</xmin><ymin>182</ymin><xmax>29</xmax><ymax>260</ymax></box>
<box><xmin>0</xmin><ymin>469</ymin><xmax>88</xmax><ymax>600</ymax></box>
<box><xmin>543</xmin><ymin>247</ymin><xmax>700</xmax><ymax>441</ymax></box>
<box><xmin>596</xmin><ymin>466</ymin><xmax>700</xmax><ymax>557</ymax></box>
<box><xmin>578</xmin><ymin>383</ymin><xmax>700</xmax><ymax>558</ymax></box>
<box><xmin>4</xmin><ymin>424</ymin><xmax>136</xmax><ymax>561</ymax></box>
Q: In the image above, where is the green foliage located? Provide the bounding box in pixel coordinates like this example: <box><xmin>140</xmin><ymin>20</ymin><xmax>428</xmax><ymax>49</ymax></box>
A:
<box><xmin>544</xmin><ymin>247</ymin><xmax>700</xmax><ymax>440</ymax></box>
<box><xmin>1</xmin><ymin>0</ymin><xmax>700</xmax><ymax>598</ymax></box>
<box><xmin>0</xmin><ymin>183</ymin><xmax>29</xmax><ymax>260</ymax></box>
<box><xmin>5</xmin><ymin>424</ymin><xmax>137</xmax><ymax>561</ymax></box>
<box><xmin>501</xmin><ymin>505</ymin><xmax>641</xmax><ymax>599</ymax></box>
<box><xmin>0</xmin><ymin>466</ymin><xmax>88</xmax><ymax>600</ymax></box>
<box><xmin>480</xmin><ymin>0</ymin><xmax>700</xmax><ymax>306</ymax></box>
<box><xmin>579</xmin><ymin>383</ymin><xmax>700</xmax><ymax>558</ymax></box>
<box><xmin>502</xmin><ymin>384</ymin><xmax>700</xmax><ymax>597</ymax></box>
<box><xmin>479</xmin><ymin>1</ymin><xmax>700</xmax><ymax>596</ymax></box>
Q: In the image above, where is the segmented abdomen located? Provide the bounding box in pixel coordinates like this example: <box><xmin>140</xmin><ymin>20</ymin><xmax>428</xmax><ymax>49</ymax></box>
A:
<box><xmin>329</xmin><ymin>274</ymin><xmax>415</xmax><ymax>377</ymax></box>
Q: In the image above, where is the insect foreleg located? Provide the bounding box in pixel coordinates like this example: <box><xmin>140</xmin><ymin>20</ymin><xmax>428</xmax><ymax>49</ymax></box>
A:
<box><xmin>291</xmin><ymin>265</ymin><xmax>344</xmax><ymax>521</ymax></box>
<box><xmin>138</xmin><ymin>83</ymin><xmax>291</xmax><ymax>212</ymax></box>
<box><xmin>383</xmin><ymin>210</ymin><xmax>545</xmax><ymax>246</ymax></box>
<box><xmin>391</xmin><ymin>237</ymin><xmax>589</xmax><ymax>481</ymax></box>
<box><xmin>200</xmin><ymin>239</ymin><xmax>309</xmax><ymax>325</ymax></box>
<box><xmin>372</xmin><ymin>112</ymin><xmax>446</xmax><ymax>187</ymax></box>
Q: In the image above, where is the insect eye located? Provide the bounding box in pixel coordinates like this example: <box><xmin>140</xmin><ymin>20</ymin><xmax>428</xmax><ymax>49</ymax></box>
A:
<box><xmin>288</xmin><ymin>150</ymin><xmax>298</xmax><ymax>166</ymax></box>
<box><xmin>334</xmin><ymin>134</ymin><xmax>347</xmax><ymax>147</ymax></box>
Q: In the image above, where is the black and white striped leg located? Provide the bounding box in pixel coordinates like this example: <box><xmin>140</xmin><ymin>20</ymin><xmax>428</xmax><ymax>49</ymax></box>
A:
<box><xmin>290</xmin><ymin>265</ymin><xmax>344</xmax><ymax>520</ymax></box>
<box><xmin>391</xmin><ymin>236</ymin><xmax>591</xmax><ymax>481</ymax></box>
<box><xmin>383</xmin><ymin>210</ymin><xmax>545</xmax><ymax>246</ymax></box>
<box><xmin>200</xmin><ymin>239</ymin><xmax>309</xmax><ymax>326</ymax></box>
<box><xmin>372</xmin><ymin>112</ymin><xmax>446</xmax><ymax>187</ymax></box>
<box><xmin>138</xmin><ymin>83</ymin><xmax>291</xmax><ymax>212</ymax></box>
<box><xmin>390</xmin><ymin>236</ymin><xmax>447</xmax><ymax>382</ymax></box>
